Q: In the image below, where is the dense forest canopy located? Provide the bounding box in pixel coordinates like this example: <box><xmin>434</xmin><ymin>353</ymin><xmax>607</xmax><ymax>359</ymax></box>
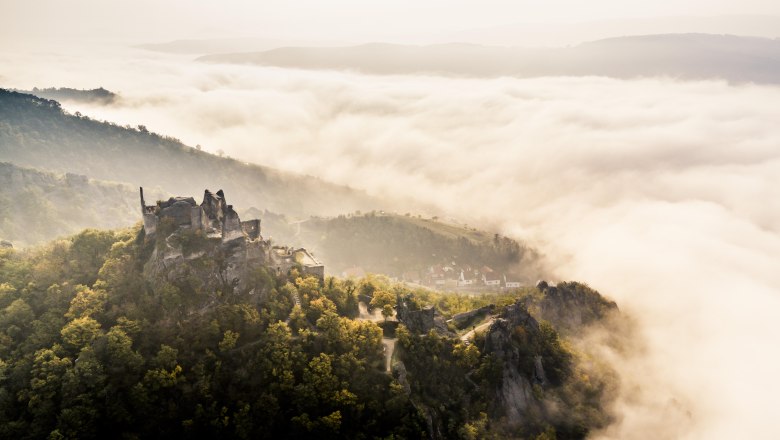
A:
<box><xmin>0</xmin><ymin>226</ymin><xmax>620</xmax><ymax>439</ymax></box>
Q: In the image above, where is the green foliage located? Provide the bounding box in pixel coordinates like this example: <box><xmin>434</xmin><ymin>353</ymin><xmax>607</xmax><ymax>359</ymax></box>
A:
<box><xmin>65</xmin><ymin>285</ymin><xmax>106</xmax><ymax>319</ymax></box>
<box><xmin>286</xmin><ymin>212</ymin><xmax>529</xmax><ymax>277</ymax></box>
<box><xmin>60</xmin><ymin>317</ymin><xmax>102</xmax><ymax>352</ymax></box>
<box><xmin>0</xmin><ymin>162</ymin><xmax>154</xmax><ymax>248</ymax></box>
<box><xmin>0</xmin><ymin>226</ymin><xmax>424</xmax><ymax>439</ymax></box>
<box><xmin>369</xmin><ymin>289</ymin><xmax>396</xmax><ymax>320</ymax></box>
<box><xmin>0</xmin><ymin>224</ymin><xmax>615</xmax><ymax>439</ymax></box>
<box><xmin>537</xmin><ymin>321</ymin><xmax>573</xmax><ymax>386</ymax></box>
<box><xmin>321</xmin><ymin>277</ymin><xmax>359</xmax><ymax>318</ymax></box>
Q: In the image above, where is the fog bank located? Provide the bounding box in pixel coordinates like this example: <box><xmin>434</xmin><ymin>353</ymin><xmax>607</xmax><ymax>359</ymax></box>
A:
<box><xmin>3</xmin><ymin>50</ymin><xmax>780</xmax><ymax>438</ymax></box>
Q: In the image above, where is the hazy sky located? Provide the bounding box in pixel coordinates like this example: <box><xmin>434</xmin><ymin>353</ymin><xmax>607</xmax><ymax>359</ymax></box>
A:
<box><xmin>3</xmin><ymin>0</ymin><xmax>780</xmax><ymax>44</ymax></box>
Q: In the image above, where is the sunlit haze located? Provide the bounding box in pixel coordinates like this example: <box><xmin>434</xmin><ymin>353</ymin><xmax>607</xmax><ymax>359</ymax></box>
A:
<box><xmin>2</xmin><ymin>1</ymin><xmax>779</xmax><ymax>439</ymax></box>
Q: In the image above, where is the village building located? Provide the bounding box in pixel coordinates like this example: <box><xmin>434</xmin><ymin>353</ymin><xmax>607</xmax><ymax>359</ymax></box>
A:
<box><xmin>504</xmin><ymin>275</ymin><xmax>522</xmax><ymax>289</ymax></box>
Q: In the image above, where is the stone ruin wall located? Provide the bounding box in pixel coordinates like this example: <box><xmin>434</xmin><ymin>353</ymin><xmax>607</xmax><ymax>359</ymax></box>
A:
<box><xmin>140</xmin><ymin>187</ymin><xmax>324</xmax><ymax>282</ymax></box>
<box><xmin>241</xmin><ymin>219</ymin><xmax>261</xmax><ymax>241</ymax></box>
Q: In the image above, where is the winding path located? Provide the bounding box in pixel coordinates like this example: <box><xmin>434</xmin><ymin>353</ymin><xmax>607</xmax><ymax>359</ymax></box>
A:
<box><xmin>358</xmin><ymin>302</ymin><xmax>397</xmax><ymax>372</ymax></box>
<box><xmin>460</xmin><ymin>316</ymin><xmax>496</xmax><ymax>344</ymax></box>
<box><xmin>284</xmin><ymin>290</ymin><xmax>302</xmax><ymax>324</ymax></box>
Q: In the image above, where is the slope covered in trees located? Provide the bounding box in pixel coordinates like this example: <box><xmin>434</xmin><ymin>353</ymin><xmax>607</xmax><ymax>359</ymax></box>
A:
<box><xmin>265</xmin><ymin>212</ymin><xmax>534</xmax><ymax>277</ymax></box>
<box><xmin>0</xmin><ymin>162</ymin><xmax>167</xmax><ymax>247</ymax></box>
<box><xmin>16</xmin><ymin>87</ymin><xmax>118</xmax><ymax>105</ymax></box>
<box><xmin>0</xmin><ymin>227</ymin><xmax>420</xmax><ymax>439</ymax></box>
<box><xmin>0</xmin><ymin>162</ymin><xmax>529</xmax><ymax>279</ymax></box>
<box><xmin>0</xmin><ymin>89</ymin><xmax>377</xmax><ymax>218</ymax></box>
<box><xmin>0</xmin><ymin>226</ymin><xmax>619</xmax><ymax>439</ymax></box>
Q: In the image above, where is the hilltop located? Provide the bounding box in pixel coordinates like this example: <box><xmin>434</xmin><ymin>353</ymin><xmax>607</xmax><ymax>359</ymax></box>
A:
<box><xmin>0</xmin><ymin>224</ymin><xmax>620</xmax><ymax>439</ymax></box>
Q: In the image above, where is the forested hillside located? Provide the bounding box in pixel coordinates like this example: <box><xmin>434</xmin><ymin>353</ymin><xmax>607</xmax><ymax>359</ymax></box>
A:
<box><xmin>16</xmin><ymin>87</ymin><xmax>117</xmax><ymax>105</ymax></box>
<box><xmin>0</xmin><ymin>89</ymin><xmax>377</xmax><ymax>218</ymax></box>
<box><xmin>264</xmin><ymin>212</ymin><xmax>534</xmax><ymax>277</ymax></box>
<box><xmin>0</xmin><ymin>226</ymin><xmax>619</xmax><ymax>439</ymax></box>
<box><xmin>0</xmin><ymin>162</ymin><xmax>165</xmax><ymax>247</ymax></box>
<box><xmin>0</xmin><ymin>161</ymin><xmax>531</xmax><ymax>278</ymax></box>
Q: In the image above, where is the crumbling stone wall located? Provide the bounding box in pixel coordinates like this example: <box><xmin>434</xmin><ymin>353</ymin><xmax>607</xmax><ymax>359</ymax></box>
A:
<box><xmin>140</xmin><ymin>187</ymin><xmax>158</xmax><ymax>235</ymax></box>
<box><xmin>159</xmin><ymin>197</ymin><xmax>197</xmax><ymax>226</ymax></box>
<box><xmin>140</xmin><ymin>187</ymin><xmax>324</xmax><ymax>289</ymax></box>
<box><xmin>221</xmin><ymin>205</ymin><xmax>243</xmax><ymax>243</ymax></box>
<box><xmin>396</xmin><ymin>299</ymin><xmax>435</xmax><ymax>334</ymax></box>
<box><xmin>241</xmin><ymin>219</ymin><xmax>261</xmax><ymax>241</ymax></box>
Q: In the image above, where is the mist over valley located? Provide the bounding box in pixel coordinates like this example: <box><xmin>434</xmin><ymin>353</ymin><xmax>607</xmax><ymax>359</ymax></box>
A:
<box><xmin>1</xmin><ymin>3</ymin><xmax>779</xmax><ymax>439</ymax></box>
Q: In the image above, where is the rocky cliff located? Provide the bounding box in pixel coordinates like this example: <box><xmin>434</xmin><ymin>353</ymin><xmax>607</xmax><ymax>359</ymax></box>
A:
<box><xmin>141</xmin><ymin>189</ymin><xmax>323</xmax><ymax>305</ymax></box>
<box><xmin>533</xmin><ymin>280</ymin><xmax>618</xmax><ymax>334</ymax></box>
<box><xmin>483</xmin><ymin>301</ymin><xmax>547</xmax><ymax>425</ymax></box>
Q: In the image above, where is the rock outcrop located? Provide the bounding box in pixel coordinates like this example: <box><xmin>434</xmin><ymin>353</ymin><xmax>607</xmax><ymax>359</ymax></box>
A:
<box><xmin>395</xmin><ymin>296</ymin><xmax>453</xmax><ymax>336</ymax></box>
<box><xmin>482</xmin><ymin>301</ymin><xmax>546</xmax><ymax>426</ymax></box>
<box><xmin>534</xmin><ymin>280</ymin><xmax>618</xmax><ymax>334</ymax></box>
<box><xmin>450</xmin><ymin>304</ymin><xmax>494</xmax><ymax>329</ymax></box>
<box><xmin>396</xmin><ymin>300</ymin><xmax>435</xmax><ymax>335</ymax></box>
<box><xmin>140</xmin><ymin>188</ymin><xmax>324</xmax><ymax>295</ymax></box>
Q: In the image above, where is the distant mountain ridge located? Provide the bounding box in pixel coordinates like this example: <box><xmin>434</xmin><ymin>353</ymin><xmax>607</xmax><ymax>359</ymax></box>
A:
<box><xmin>198</xmin><ymin>34</ymin><xmax>780</xmax><ymax>84</ymax></box>
<box><xmin>135</xmin><ymin>37</ymin><xmax>344</xmax><ymax>55</ymax></box>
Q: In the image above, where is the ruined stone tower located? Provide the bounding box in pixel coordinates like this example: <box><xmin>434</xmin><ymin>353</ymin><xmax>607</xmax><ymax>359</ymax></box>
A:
<box><xmin>139</xmin><ymin>187</ymin><xmax>324</xmax><ymax>283</ymax></box>
<box><xmin>140</xmin><ymin>187</ymin><xmax>260</xmax><ymax>244</ymax></box>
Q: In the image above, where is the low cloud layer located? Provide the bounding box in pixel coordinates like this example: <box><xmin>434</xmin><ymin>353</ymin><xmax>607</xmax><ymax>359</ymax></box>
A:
<box><xmin>3</xmin><ymin>48</ymin><xmax>780</xmax><ymax>438</ymax></box>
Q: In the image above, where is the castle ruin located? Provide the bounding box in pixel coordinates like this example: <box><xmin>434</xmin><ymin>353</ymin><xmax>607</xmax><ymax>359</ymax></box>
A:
<box><xmin>140</xmin><ymin>187</ymin><xmax>324</xmax><ymax>284</ymax></box>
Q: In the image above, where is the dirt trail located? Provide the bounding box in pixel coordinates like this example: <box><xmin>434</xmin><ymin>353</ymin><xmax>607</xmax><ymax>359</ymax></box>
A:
<box><xmin>460</xmin><ymin>317</ymin><xmax>496</xmax><ymax>343</ymax></box>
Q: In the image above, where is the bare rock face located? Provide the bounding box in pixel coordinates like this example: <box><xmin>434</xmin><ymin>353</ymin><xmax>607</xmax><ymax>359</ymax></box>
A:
<box><xmin>395</xmin><ymin>296</ymin><xmax>454</xmax><ymax>337</ymax></box>
<box><xmin>483</xmin><ymin>301</ymin><xmax>545</xmax><ymax>425</ymax></box>
<box><xmin>396</xmin><ymin>299</ymin><xmax>436</xmax><ymax>335</ymax></box>
<box><xmin>450</xmin><ymin>304</ymin><xmax>494</xmax><ymax>329</ymax></box>
<box><xmin>140</xmin><ymin>188</ymin><xmax>323</xmax><ymax>301</ymax></box>
<box><xmin>535</xmin><ymin>281</ymin><xmax>618</xmax><ymax>334</ymax></box>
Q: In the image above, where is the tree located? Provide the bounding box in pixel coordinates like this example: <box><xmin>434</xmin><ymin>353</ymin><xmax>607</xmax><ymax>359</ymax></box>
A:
<box><xmin>1</xmin><ymin>298</ymin><xmax>34</xmax><ymax>330</ymax></box>
<box><xmin>369</xmin><ymin>289</ymin><xmax>396</xmax><ymax>320</ymax></box>
<box><xmin>61</xmin><ymin>317</ymin><xmax>102</xmax><ymax>352</ymax></box>
<box><xmin>65</xmin><ymin>285</ymin><xmax>106</xmax><ymax>319</ymax></box>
